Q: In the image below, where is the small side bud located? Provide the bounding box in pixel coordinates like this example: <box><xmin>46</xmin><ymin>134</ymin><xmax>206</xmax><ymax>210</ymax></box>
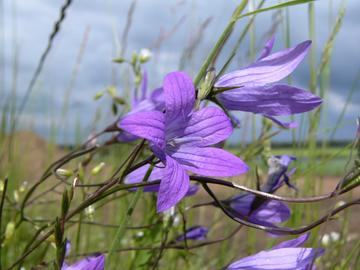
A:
<box><xmin>113</xmin><ymin>57</ymin><xmax>126</xmax><ymax>64</ymax></box>
<box><xmin>85</xmin><ymin>205</ymin><xmax>95</xmax><ymax>221</ymax></box>
<box><xmin>139</xmin><ymin>48</ymin><xmax>152</xmax><ymax>63</ymax></box>
<box><xmin>94</xmin><ymin>91</ymin><xmax>104</xmax><ymax>100</ymax></box>
<box><xmin>0</xmin><ymin>179</ymin><xmax>4</xmax><ymax>192</ymax></box>
<box><xmin>107</xmin><ymin>86</ymin><xmax>117</xmax><ymax>98</ymax></box>
<box><xmin>56</xmin><ymin>168</ymin><xmax>73</xmax><ymax>178</ymax></box>
<box><xmin>131</xmin><ymin>51</ymin><xmax>138</xmax><ymax>65</ymax></box>
<box><xmin>19</xmin><ymin>181</ymin><xmax>28</xmax><ymax>192</ymax></box>
<box><xmin>91</xmin><ymin>162</ymin><xmax>106</xmax><ymax>175</ymax></box>
<box><xmin>5</xmin><ymin>221</ymin><xmax>15</xmax><ymax>242</ymax></box>
<box><xmin>13</xmin><ymin>190</ymin><xmax>19</xmax><ymax>202</ymax></box>
<box><xmin>198</xmin><ymin>68</ymin><xmax>216</xmax><ymax>101</ymax></box>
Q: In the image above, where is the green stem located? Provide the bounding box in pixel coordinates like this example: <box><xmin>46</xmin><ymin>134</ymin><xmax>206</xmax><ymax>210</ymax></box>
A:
<box><xmin>194</xmin><ymin>0</ymin><xmax>249</xmax><ymax>87</ymax></box>
<box><xmin>107</xmin><ymin>165</ymin><xmax>153</xmax><ymax>268</ymax></box>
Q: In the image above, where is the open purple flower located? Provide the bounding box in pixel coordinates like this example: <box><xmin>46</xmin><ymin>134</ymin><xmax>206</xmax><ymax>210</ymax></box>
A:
<box><xmin>215</xmin><ymin>37</ymin><xmax>322</xmax><ymax>128</ymax></box>
<box><xmin>175</xmin><ymin>226</ymin><xmax>209</xmax><ymax>242</ymax></box>
<box><xmin>62</xmin><ymin>254</ymin><xmax>104</xmax><ymax>270</ymax></box>
<box><xmin>117</xmin><ymin>71</ymin><xmax>164</xmax><ymax>142</ymax></box>
<box><xmin>227</xmin><ymin>233</ymin><xmax>324</xmax><ymax>270</ymax></box>
<box><xmin>120</xmin><ymin>71</ymin><xmax>248</xmax><ymax>212</ymax></box>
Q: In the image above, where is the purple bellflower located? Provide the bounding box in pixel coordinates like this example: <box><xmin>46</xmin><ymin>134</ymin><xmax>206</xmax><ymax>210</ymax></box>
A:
<box><xmin>227</xmin><ymin>233</ymin><xmax>325</xmax><ymax>270</ymax></box>
<box><xmin>119</xmin><ymin>71</ymin><xmax>248</xmax><ymax>212</ymax></box>
<box><xmin>215</xmin><ymin>37</ymin><xmax>322</xmax><ymax>128</ymax></box>
<box><xmin>226</xmin><ymin>193</ymin><xmax>291</xmax><ymax>228</ymax></box>
<box><xmin>175</xmin><ymin>226</ymin><xmax>209</xmax><ymax>242</ymax></box>
<box><xmin>224</xmin><ymin>155</ymin><xmax>296</xmax><ymax>227</ymax></box>
<box><xmin>117</xmin><ymin>71</ymin><xmax>164</xmax><ymax>142</ymax></box>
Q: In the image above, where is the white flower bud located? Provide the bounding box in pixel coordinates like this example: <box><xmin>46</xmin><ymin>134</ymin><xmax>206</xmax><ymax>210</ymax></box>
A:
<box><xmin>13</xmin><ymin>190</ymin><xmax>19</xmax><ymax>202</ymax></box>
<box><xmin>56</xmin><ymin>168</ymin><xmax>73</xmax><ymax>178</ymax></box>
<box><xmin>139</xmin><ymin>48</ymin><xmax>152</xmax><ymax>63</ymax></box>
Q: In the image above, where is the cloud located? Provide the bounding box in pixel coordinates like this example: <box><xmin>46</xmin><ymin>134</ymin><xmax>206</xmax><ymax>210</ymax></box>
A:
<box><xmin>1</xmin><ymin>0</ymin><xmax>359</xmax><ymax>143</ymax></box>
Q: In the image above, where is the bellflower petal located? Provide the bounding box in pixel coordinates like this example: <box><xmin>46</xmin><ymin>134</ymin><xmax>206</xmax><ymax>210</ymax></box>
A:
<box><xmin>150</xmin><ymin>87</ymin><xmax>165</xmax><ymax>111</ymax></box>
<box><xmin>116</xmin><ymin>131</ymin><xmax>139</xmax><ymax>143</ymax></box>
<box><xmin>125</xmin><ymin>164</ymin><xmax>163</xmax><ymax>192</ymax></box>
<box><xmin>251</xmin><ymin>199</ymin><xmax>290</xmax><ymax>224</ymax></box>
<box><xmin>227</xmin><ymin>247</ymin><xmax>324</xmax><ymax>270</ymax></box>
<box><xmin>157</xmin><ymin>156</ymin><xmax>190</xmax><ymax>212</ymax></box>
<box><xmin>62</xmin><ymin>254</ymin><xmax>105</xmax><ymax>270</ymax></box>
<box><xmin>175</xmin><ymin>226</ymin><xmax>209</xmax><ymax>242</ymax></box>
<box><xmin>164</xmin><ymin>71</ymin><xmax>195</xmax><ymax>122</ymax></box>
<box><xmin>217</xmin><ymin>84</ymin><xmax>322</xmax><ymax>116</ymax></box>
<box><xmin>166</xmin><ymin>107</ymin><xmax>233</xmax><ymax>147</ymax></box>
<box><xmin>228</xmin><ymin>194</ymin><xmax>290</xmax><ymax>225</ymax></box>
<box><xmin>273</xmin><ymin>233</ymin><xmax>310</xmax><ymax>249</ymax></box>
<box><xmin>128</xmin><ymin>99</ymin><xmax>157</xmax><ymax>115</ymax></box>
<box><xmin>264</xmin><ymin>115</ymin><xmax>298</xmax><ymax>129</ymax></box>
<box><xmin>171</xmin><ymin>146</ymin><xmax>248</xmax><ymax>177</ymax></box>
<box><xmin>257</xmin><ymin>36</ymin><xmax>275</xmax><ymax>61</ymax></box>
<box><xmin>125</xmin><ymin>164</ymin><xmax>198</xmax><ymax>196</ymax></box>
<box><xmin>118</xmin><ymin>110</ymin><xmax>165</xmax><ymax>149</ymax></box>
<box><xmin>216</xmin><ymin>40</ymin><xmax>311</xmax><ymax>87</ymax></box>
<box><xmin>186</xmin><ymin>184</ymin><xmax>199</xmax><ymax>196</ymax></box>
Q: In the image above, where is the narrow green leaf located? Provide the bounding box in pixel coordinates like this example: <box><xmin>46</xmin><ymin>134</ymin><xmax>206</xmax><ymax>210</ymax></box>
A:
<box><xmin>107</xmin><ymin>165</ymin><xmax>154</xmax><ymax>268</ymax></box>
<box><xmin>237</xmin><ymin>0</ymin><xmax>315</xmax><ymax>20</ymax></box>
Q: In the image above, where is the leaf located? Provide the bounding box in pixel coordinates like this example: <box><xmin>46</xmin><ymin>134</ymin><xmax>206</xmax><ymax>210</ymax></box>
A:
<box><xmin>237</xmin><ymin>0</ymin><xmax>315</xmax><ymax>20</ymax></box>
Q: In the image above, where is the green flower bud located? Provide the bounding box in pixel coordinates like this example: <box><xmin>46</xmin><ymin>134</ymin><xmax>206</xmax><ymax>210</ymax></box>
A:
<box><xmin>91</xmin><ymin>162</ymin><xmax>106</xmax><ymax>175</ymax></box>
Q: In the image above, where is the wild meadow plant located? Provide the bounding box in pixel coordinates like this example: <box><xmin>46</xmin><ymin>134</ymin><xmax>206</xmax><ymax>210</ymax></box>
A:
<box><xmin>0</xmin><ymin>1</ymin><xmax>359</xmax><ymax>269</ymax></box>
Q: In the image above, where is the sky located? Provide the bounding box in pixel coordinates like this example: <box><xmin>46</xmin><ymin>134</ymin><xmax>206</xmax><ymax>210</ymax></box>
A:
<box><xmin>1</xmin><ymin>0</ymin><xmax>359</xmax><ymax>144</ymax></box>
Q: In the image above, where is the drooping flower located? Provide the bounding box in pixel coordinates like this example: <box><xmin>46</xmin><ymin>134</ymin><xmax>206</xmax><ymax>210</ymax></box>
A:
<box><xmin>227</xmin><ymin>233</ymin><xmax>324</xmax><ymax>270</ymax></box>
<box><xmin>175</xmin><ymin>226</ymin><xmax>209</xmax><ymax>242</ymax></box>
<box><xmin>61</xmin><ymin>254</ymin><xmax>105</xmax><ymax>270</ymax></box>
<box><xmin>119</xmin><ymin>71</ymin><xmax>248</xmax><ymax>212</ymax></box>
<box><xmin>215</xmin><ymin>37</ymin><xmax>322</xmax><ymax>128</ymax></box>
<box><xmin>262</xmin><ymin>155</ymin><xmax>297</xmax><ymax>193</ymax></box>
<box><xmin>223</xmin><ymin>155</ymin><xmax>296</xmax><ymax>227</ymax></box>
<box><xmin>226</xmin><ymin>193</ymin><xmax>291</xmax><ymax>228</ymax></box>
<box><xmin>117</xmin><ymin>71</ymin><xmax>164</xmax><ymax>142</ymax></box>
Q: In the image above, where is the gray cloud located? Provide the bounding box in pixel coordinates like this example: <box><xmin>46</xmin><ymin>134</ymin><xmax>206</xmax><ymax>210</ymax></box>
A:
<box><xmin>1</xmin><ymin>0</ymin><xmax>359</xmax><ymax>144</ymax></box>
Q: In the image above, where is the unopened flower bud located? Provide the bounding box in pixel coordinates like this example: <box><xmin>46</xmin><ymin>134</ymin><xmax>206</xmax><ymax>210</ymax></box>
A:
<box><xmin>94</xmin><ymin>91</ymin><xmax>104</xmax><ymax>100</ymax></box>
<box><xmin>5</xmin><ymin>222</ymin><xmax>15</xmax><ymax>242</ymax></box>
<box><xmin>19</xmin><ymin>181</ymin><xmax>28</xmax><ymax>192</ymax></box>
<box><xmin>13</xmin><ymin>190</ymin><xmax>19</xmax><ymax>202</ymax></box>
<box><xmin>107</xmin><ymin>86</ymin><xmax>117</xmax><ymax>98</ymax></box>
<box><xmin>139</xmin><ymin>48</ymin><xmax>152</xmax><ymax>63</ymax></box>
<box><xmin>113</xmin><ymin>57</ymin><xmax>126</xmax><ymax>64</ymax></box>
<box><xmin>56</xmin><ymin>168</ymin><xmax>73</xmax><ymax>178</ymax></box>
<box><xmin>131</xmin><ymin>51</ymin><xmax>138</xmax><ymax>65</ymax></box>
<box><xmin>91</xmin><ymin>162</ymin><xmax>105</xmax><ymax>175</ymax></box>
<box><xmin>85</xmin><ymin>205</ymin><xmax>95</xmax><ymax>221</ymax></box>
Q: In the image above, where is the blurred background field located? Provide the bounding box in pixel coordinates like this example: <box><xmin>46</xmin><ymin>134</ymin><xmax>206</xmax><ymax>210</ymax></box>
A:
<box><xmin>0</xmin><ymin>0</ymin><xmax>359</xmax><ymax>269</ymax></box>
